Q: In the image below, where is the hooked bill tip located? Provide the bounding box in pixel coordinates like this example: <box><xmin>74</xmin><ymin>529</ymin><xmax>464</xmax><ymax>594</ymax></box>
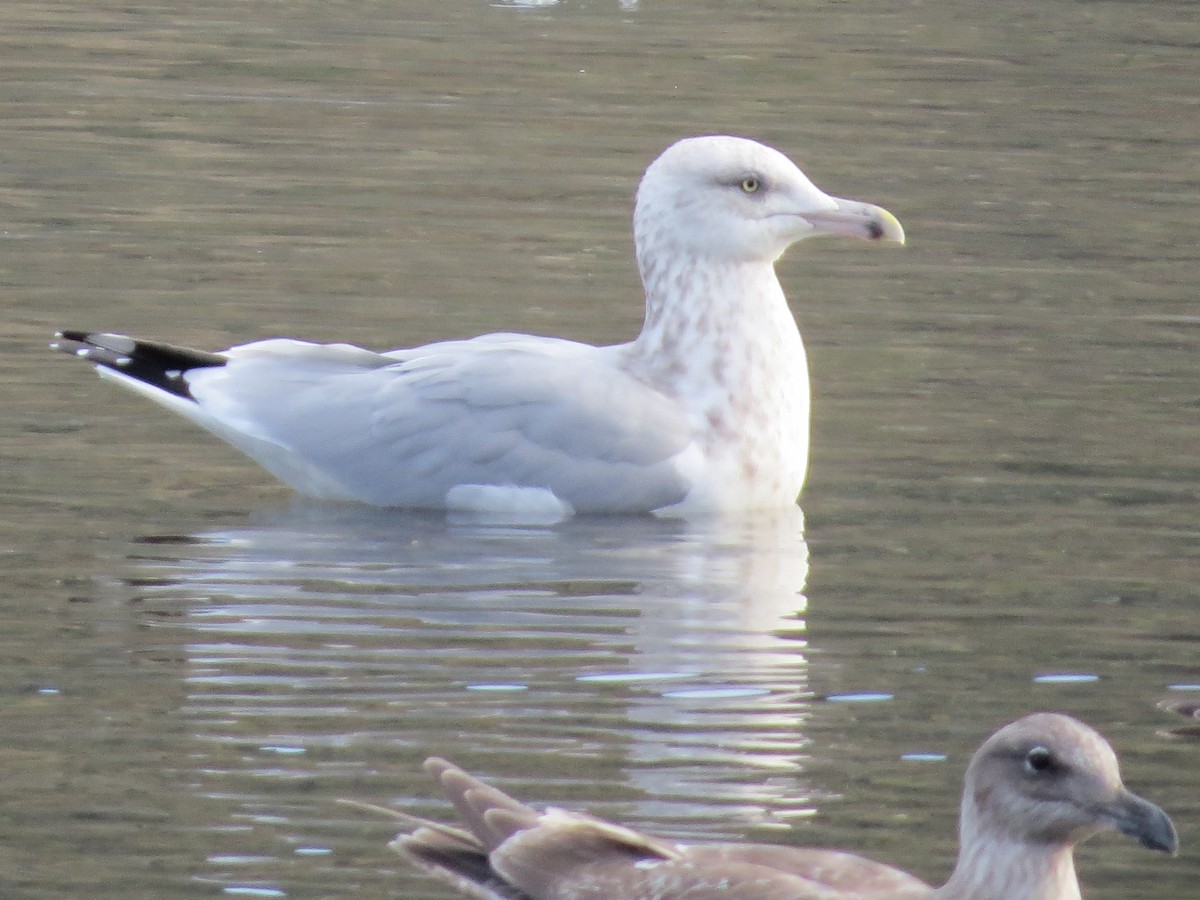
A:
<box><xmin>1114</xmin><ymin>791</ymin><xmax>1179</xmax><ymax>856</ymax></box>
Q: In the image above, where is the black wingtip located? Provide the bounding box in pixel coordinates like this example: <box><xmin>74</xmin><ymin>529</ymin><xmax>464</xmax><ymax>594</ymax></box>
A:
<box><xmin>54</xmin><ymin>329</ymin><xmax>91</xmax><ymax>344</ymax></box>
<box><xmin>53</xmin><ymin>330</ymin><xmax>227</xmax><ymax>399</ymax></box>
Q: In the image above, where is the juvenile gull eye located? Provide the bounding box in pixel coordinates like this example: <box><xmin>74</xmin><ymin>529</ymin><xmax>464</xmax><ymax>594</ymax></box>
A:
<box><xmin>740</xmin><ymin>176</ymin><xmax>761</xmax><ymax>194</ymax></box>
<box><xmin>1024</xmin><ymin>746</ymin><xmax>1054</xmax><ymax>775</ymax></box>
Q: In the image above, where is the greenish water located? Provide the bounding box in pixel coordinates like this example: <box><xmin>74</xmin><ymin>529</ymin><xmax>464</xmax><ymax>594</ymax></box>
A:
<box><xmin>1</xmin><ymin>1</ymin><xmax>1196</xmax><ymax>897</ymax></box>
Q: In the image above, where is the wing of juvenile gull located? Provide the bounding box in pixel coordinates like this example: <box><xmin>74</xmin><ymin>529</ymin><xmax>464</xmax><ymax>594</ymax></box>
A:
<box><xmin>353</xmin><ymin>714</ymin><xmax>1175</xmax><ymax>898</ymax></box>
<box><xmin>390</xmin><ymin>758</ymin><xmax>927</xmax><ymax>900</ymax></box>
<box><xmin>53</xmin><ymin>135</ymin><xmax>904</xmax><ymax>516</ymax></box>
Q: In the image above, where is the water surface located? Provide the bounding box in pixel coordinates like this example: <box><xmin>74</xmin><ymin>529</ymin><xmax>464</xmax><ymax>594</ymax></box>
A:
<box><xmin>2</xmin><ymin>1</ymin><xmax>1197</xmax><ymax>897</ymax></box>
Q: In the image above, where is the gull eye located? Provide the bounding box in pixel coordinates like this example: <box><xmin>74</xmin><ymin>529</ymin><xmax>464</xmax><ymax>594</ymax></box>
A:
<box><xmin>740</xmin><ymin>176</ymin><xmax>761</xmax><ymax>194</ymax></box>
<box><xmin>1024</xmin><ymin>746</ymin><xmax>1055</xmax><ymax>775</ymax></box>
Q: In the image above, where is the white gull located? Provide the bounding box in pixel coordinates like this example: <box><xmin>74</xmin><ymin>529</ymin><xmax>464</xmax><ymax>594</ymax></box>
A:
<box><xmin>53</xmin><ymin>135</ymin><xmax>904</xmax><ymax>517</ymax></box>
<box><xmin>345</xmin><ymin>713</ymin><xmax>1178</xmax><ymax>899</ymax></box>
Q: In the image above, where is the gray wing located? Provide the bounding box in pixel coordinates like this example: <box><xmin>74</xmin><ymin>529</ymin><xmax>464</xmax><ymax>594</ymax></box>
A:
<box><xmin>189</xmin><ymin>335</ymin><xmax>694</xmax><ymax>511</ymax></box>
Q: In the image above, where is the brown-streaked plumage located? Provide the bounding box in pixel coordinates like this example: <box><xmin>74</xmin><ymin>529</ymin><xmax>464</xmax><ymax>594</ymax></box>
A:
<box><xmin>346</xmin><ymin>713</ymin><xmax>1177</xmax><ymax>899</ymax></box>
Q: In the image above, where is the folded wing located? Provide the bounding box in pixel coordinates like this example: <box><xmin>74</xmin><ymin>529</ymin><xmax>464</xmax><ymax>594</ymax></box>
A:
<box><xmin>81</xmin><ymin>333</ymin><xmax>696</xmax><ymax>511</ymax></box>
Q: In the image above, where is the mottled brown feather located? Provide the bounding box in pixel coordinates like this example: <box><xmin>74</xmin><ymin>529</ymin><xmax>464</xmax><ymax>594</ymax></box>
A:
<box><xmin>361</xmin><ymin>715</ymin><xmax>1175</xmax><ymax>900</ymax></box>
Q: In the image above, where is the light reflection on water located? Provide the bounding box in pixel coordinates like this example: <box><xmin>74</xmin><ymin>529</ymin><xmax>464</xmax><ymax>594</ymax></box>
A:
<box><xmin>3</xmin><ymin>0</ymin><xmax>1197</xmax><ymax>897</ymax></box>
<box><xmin>134</xmin><ymin>506</ymin><xmax>814</xmax><ymax>896</ymax></box>
<box><xmin>114</xmin><ymin>498</ymin><xmax>1194</xmax><ymax>899</ymax></box>
<box><xmin>146</xmin><ymin>506</ymin><xmax>813</xmax><ymax>843</ymax></box>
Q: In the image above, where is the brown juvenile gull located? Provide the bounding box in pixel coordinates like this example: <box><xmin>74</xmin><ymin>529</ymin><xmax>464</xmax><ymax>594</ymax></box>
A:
<box><xmin>51</xmin><ymin>135</ymin><xmax>903</xmax><ymax>517</ymax></box>
<box><xmin>345</xmin><ymin>713</ymin><xmax>1176</xmax><ymax>899</ymax></box>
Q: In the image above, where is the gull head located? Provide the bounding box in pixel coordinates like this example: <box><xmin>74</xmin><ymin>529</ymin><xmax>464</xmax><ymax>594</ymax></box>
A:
<box><xmin>633</xmin><ymin>135</ymin><xmax>904</xmax><ymax>269</ymax></box>
<box><xmin>962</xmin><ymin>712</ymin><xmax>1178</xmax><ymax>855</ymax></box>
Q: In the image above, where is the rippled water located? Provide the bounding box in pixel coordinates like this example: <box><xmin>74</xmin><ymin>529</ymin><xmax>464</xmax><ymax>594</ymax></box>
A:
<box><xmin>2</xmin><ymin>1</ymin><xmax>1197</xmax><ymax>898</ymax></box>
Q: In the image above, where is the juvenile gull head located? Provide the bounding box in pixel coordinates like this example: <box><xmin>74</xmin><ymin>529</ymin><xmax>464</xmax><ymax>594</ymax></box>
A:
<box><xmin>938</xmin><ymin>712</ymin><xmax>1179</xmax><ymax>899</ymax></box>
<box><xmin>350</xmin><ymin>713</ymin><xmax>1175</xmax><ymax>899</ymax></box>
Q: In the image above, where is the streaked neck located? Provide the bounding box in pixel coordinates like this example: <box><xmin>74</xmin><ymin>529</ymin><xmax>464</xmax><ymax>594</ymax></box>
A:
<box><xmin>626</xmin><ymin>253</ymin><xmax>804</xmax><ymax>403</ymax></box>
<box><xmin>620</xmin><ymin>251</ymin><xmax>811</xmax><ymax>508</ymax></box>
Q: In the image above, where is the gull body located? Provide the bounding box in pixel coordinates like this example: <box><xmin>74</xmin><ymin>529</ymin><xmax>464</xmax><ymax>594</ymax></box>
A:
<box><xmin>54</xmin><ymin>136</ymin><xmax>903</xmax><ymax>517</ymax></box>
<box><xmin>355</xmin><ymin>714</ymin><xmax>1176</xmax><ymax>899</ymax></box>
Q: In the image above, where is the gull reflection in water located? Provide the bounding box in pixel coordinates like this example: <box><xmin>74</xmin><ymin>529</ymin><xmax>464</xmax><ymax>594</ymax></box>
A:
<box><xmin>138</xmin><ymin>503</ymin><xmax>811</xmax><ymax>838</ymax></box>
